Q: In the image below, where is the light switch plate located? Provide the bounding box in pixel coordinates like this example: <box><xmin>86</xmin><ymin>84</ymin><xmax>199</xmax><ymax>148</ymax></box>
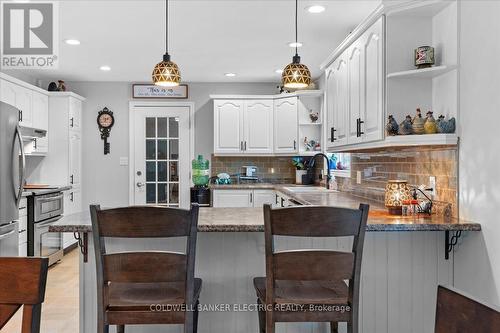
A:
<box><xmin>429</xmin><ymin>176</ymin><xmax>436</xmax><ymax>197</ymax></box>
<box><xmin>119</xmin><ymin>157</ymin><xmax>129</xmax><ymax>166</ymax></box>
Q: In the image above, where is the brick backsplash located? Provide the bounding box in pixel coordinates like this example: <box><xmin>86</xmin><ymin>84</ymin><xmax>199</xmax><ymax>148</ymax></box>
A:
<box><xmin>336</xmin><ymin>146</ymin><xmax>458</xmax><ymax>217</ymax></box>
<box><xmin>211</xmin><ymin>155</ymin><xmax>309</xmax><ymax>183</ymax></box>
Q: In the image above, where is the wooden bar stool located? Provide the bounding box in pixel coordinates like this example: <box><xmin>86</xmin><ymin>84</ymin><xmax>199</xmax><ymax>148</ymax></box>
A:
<box><xmin>435</xmin><ymin>285</ymin><xmax>500</xmax><ymax>332</ymax></box>
<box><xmin>0</xmin><ymin>257</ymin><xmax>49</xmax><ymax>333</ymax></box>
<box><xmin>253</xmin><ymin>204</ymin><xmax>369</xmax><ymax>333</ymax></box>
<box><xmin>90</xmin><ymin>204</ymin><xmax>201</xmax><ymax>333</ymax></box>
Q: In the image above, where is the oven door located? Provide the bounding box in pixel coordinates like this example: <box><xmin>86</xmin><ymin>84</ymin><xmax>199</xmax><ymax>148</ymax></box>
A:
<box><xmin>34</xmin><ymin>193</ymin><xmax>64</xmax><ymax>222</ymax></box>
<box><xmin>34</xmin><ymin>216</ymin><xmax>63</xmax><ymax>265</ymax></box>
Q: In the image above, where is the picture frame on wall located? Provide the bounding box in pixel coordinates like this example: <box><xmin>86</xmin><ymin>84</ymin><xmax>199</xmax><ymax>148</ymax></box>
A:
<box><xmin>132</xmin><ymin>84</ymin><xmax>189</xmax><ymax>99</ymax></box>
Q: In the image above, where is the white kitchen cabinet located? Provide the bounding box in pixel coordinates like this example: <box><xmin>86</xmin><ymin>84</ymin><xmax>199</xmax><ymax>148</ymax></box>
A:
<box><xmin>244</xmin><ymin>100</ymin><xmax>273</xmax><ymax>154</ymax></box>
<box><xmin>213</xmin><ymin>189</ymin><xmax>253</xmax><ymax>207</ymax></box>
<box><xmin>324</xmin><ymin>17</ymin><xmax>384</xmax><ymax>149</ymax></box>
<box><xmin>214</xmin><ymin>99</ymin><xmax>273</xmax><ymax>154</ymax></box>
<box><xmin>326</xmin><ymin>57</ymin><xmax>349</xmax><ymax>148</ymax></box>
<box><xmin>0</xmin><ymin>78</ymin><xmax>17</xmax><ymax>106</ymax></box>
<box><xmin>0</xmin><ymin>78</ymin><xmax>33</xmax><ymax>127</ymax></box>
<box><xmin>347</xmin><ymin>41</ymin><xmax>365</xmax><ymax>145</ymax></box>
<box><xmin>252</xmin><ymin>190</ymin><xmax>275</xmax><ymax>207</ymax></box>
<box><xmin>214</xmin><ymin>100</ymin><xmax>244</xmax><ymax>154</ymax></box>
<box><xmin>69</xmin><ymin>131</ymin><xmax>82</xmax><ymax>187</ymax></box>
<box><xmin>63</xmin><ymin>188</ymin><xmax>81</xmax><ymax>249</ymax></box>
<box><xmin>274</xmin><ymin>97</ymin><xmax>298</xmax><ymax>153</ymax></box>
<box><xmin>32</xmin><ymin>91</ymin><xmax>49</xmax><ymax>154</ymax></box>
<box><xmin>69</xmin><ymin>97</ymin><xmax>82</xmax><ymax>131</ymax></box>
<box><xmin>361</xmin><ymin>16</ymin><xmax>384</xmax><ymax>143</ymax></box>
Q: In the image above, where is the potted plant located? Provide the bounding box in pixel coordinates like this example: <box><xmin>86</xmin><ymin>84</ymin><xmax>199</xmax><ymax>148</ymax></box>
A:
<box><xmin>292</xmin><ymin>157</ymin><xmax>308</xmax><ymax>184</ymax></box>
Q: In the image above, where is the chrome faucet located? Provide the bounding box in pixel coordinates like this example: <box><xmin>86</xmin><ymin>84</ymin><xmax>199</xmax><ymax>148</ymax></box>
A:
<box><xmin>306</xmin><ymin>153</ymin><xmax>332</xmax><ymax>189</ymax></box>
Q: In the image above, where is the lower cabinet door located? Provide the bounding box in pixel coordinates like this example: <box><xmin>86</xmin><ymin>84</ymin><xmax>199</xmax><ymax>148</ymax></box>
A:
<box><xmin>212</xmin><ymin>190</ymin><xmax>252</xmax><ymax>207</ymax></box>
<box><xmin>252</xmin><ymin>190</ymin><xmax>275</xmax><ymax>207</ymax></box>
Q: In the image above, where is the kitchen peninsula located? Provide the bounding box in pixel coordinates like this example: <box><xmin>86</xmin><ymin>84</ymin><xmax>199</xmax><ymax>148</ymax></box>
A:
<box><xmin>50</xmin><ymin>188</ymin><xmax>479</xmax><ymax>333</ymax></box>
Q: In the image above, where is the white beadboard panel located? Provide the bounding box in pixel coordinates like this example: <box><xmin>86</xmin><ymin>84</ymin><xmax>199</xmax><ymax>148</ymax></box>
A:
<box><xmin>80</xmin><ymin>232</ymin><xmax>453</xmax><ymax>333</ymax></box>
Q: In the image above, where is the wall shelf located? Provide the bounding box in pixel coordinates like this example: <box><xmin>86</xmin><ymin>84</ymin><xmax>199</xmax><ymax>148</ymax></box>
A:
<box><xmin>387</xmin><ymin>65</ymin><xmax>457</xmax><ymax>79</ymax></box>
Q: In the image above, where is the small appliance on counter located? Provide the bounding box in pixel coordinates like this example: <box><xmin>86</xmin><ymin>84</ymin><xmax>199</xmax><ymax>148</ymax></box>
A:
<box><xmin>240</xmin><ymin>166</ymin><xmax>259</xmax><ymax>181</ymax></box>
<box><xmin>190</xmin><ymin>187</ymin><xmax>211</xmax><ymax>207</ymax></box>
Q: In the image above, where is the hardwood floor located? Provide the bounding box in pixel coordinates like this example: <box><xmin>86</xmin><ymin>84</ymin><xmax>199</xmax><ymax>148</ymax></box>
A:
<box><xmin>1</xmin><ymin>249</ymin><xmax>79</xmax><ymax>333</ymax></box>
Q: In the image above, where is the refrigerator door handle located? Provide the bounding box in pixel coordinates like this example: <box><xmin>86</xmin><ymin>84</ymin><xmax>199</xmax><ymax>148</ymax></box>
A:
<box><xmin>14</xmin><ymin>125</ymin><xmax>26</xmax><ymax>207</ymax></box>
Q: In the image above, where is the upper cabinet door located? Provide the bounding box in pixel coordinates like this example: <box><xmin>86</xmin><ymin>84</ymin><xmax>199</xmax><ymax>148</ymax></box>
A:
<box><xmin>333</xmin><ymin>57</ymin><xmax>349</xmax><ymax>147</ymax></box>
<box><xmin>0</xmin><ymin>79</ymin><xmax>17</xmax><ymax>106</ymax></box>
<box><xmin>14</xmin><ymin>85</ymin><xmax>33</xmax><ymax>127</ymax></box>
<box><xmin>274</xmin><ymin>97</ymin><xmax>298</xmax><ymax>153</ymax></box>
<box><xmin>244</xmin><ymin>100</ymin><xmax>273</xmax><ymax>154</ymax></box>
<box><xmin>214</xmin><ymin>100</ymin><xmax>244</xmax><ymax>154</ymax></box>
<box><xmin>69</xmin><ymin>97</ymin><xmax>82</xmax><ymax>131</ymax></box>
<box><xmin>362</xmin><ymin>16</ymin><xmax>384</xmax><ymax>143</ymax></box>
<box><xmin>325</xmin><ymin>65</ymin><xmax>337</xmax><ymax>149</ymax></box>
<box><xmin>347</xmin><ymin>42</ymin><xmax>365</xmax><ymax>145</ymax></box>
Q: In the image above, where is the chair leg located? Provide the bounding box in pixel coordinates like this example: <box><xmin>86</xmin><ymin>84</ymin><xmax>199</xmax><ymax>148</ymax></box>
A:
<box><xmin>347</xmin><ymin>322</ymin><xmax>353</xmax><ymax>333</ymax></box>
<box><xmin>117</xmin><ymin>325</ymin><xmax>125</xmax><ymax>333</ymax></box>
<box><xmin>257</xmin><ymin>299</ymin><xmax>265</xmax><ymax>333</ymax></box>
<box><xmin>193</xmin><ymin>301</ymin><xmax>200</xmax><ymax>333</ymax></box>
<box><xmin>265</xmin><ymin>307</ymin><xmax>274</xmax><ymax>333</ymax></box>
<box><xmin>330</xmin><ymin>322</ymin><xmax>338</xmax><ymax>333</ymax></box>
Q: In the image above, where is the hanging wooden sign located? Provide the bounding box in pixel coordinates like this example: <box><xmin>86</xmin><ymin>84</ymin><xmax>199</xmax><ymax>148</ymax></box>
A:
<box><xmin>132</xmin><ymin>84</ymin><xmax>188</xmax><ymax>99</ymax></box>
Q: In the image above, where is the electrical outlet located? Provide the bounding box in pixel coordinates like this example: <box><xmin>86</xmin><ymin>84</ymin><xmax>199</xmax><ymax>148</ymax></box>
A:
<box><xmin>429</xmin><ymin>176</ymin><xmax>436</xmax><ymax>197</ymax></box>
<box><xmin>356</xmin><ymin>171</ymin><xmax>362</xmax><ymax>184</ymax></box>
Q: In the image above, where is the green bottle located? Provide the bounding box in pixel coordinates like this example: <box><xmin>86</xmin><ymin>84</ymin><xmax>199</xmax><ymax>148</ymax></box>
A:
<box><xmin>192</xmin><ymin>155</ymin><xmax>209</xmax><ymax>186</ymax></box>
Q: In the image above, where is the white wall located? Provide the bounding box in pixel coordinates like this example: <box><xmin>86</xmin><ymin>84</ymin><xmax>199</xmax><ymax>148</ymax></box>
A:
<box><xmin>454</xmin><ymin>0</ymin><xmax>500</xmax><ymax>305</ymax></box>
<box><xmin>62</xmin><ymin>81</ymin><xmax>276</xmax><ymax>209</ymax></box>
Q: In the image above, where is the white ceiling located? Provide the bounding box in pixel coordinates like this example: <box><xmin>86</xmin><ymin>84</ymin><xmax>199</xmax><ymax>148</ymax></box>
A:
<box><xmin>8</xmin><ymin>0</ymin><xmax>379</xmax><ymax>83</ymax></box>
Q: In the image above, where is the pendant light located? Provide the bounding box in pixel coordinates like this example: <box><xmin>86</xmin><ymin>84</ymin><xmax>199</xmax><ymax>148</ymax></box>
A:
<box><xmin>152</xmin><ymin>0</ymin><xmax>181</xmax><ymax>86</ymax></box>
<box><xmin>282</xmin><ymin>0</ymin><xmax>311</xmax><ymax>89</ymax></box>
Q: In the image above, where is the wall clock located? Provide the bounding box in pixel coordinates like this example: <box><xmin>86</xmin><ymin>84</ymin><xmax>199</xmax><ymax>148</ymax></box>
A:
<box><xmin>97</xmin><ymin>107</ymin><xmax>114</xmax><ymax>154</ymax></box>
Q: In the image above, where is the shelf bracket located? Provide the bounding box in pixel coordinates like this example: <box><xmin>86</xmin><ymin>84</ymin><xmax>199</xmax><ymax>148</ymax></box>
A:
<box><xmin>445</xmin><ymin>230</ymin><xmax>462</xmax><ymax>260</ymax></box>
<box><xmin>74</xmin><ymin>231</ymin><xmax>88</xmax><ymax>263</ymax></box>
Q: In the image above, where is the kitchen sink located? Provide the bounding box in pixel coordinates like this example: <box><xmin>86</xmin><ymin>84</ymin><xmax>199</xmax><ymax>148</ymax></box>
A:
<box><xmin>282</xmin><ymin>186</ymin><xmax>338</xmax><ymax>193</ymax></box>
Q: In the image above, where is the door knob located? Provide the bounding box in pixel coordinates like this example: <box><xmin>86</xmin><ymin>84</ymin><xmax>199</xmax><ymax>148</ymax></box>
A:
<box><xmin>136</xmin><ymin>182</ymin><xmax>145</xmax><ymax>188</ymax></box>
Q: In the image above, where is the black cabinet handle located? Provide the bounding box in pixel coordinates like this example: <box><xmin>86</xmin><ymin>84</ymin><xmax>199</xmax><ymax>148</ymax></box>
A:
<box><xmin>330</xmin><ymin>127</ymin><xmax>337</xmax><ymax>142</ymax></box>
<box><xmin>293</xmin><ymin>140</ymin><xmax>296</xmax><ymax>150</ymax></box>
<box><xmin>244</xmin><ymin>141</ymin><xmax>247</xmax><ymax>151</ymax></box>
<box><xmin>70</xmin><ymin>117</ymin><xmax>74</xmax><ymax>127</ymax></box>
<box><xmin>70</xmin><ymin>175</ymin><xmax>74</xmax><ymax>184</ymax></box>
<box><xmin>70</xmin><ymin>192</ymin><xmax>74</xmax><ymax>202</ymax></box>
<box><xmin>359</xmin><ymin>118</ymin><xmax>364</xmax><ymax>137</ymax></box>
<box><xmin>19</xmin><ymin>110</ymin><xmax>23</xmax><ymax>122</ymax></box>
<box><xmin>33</xmin><ymin>138</ymin><xmax>37</xmax><ymax>150</ymax></box>
<box><xmin>250</xmin><ymin>192</ymin><xmax>253</xmax><ymax>203</ymax></box>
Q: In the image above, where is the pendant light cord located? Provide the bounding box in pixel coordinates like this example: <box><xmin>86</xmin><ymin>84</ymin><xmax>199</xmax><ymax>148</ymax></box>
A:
<box><xmin>295</xmin><ymin>0</ymin><xmax>298</xmax><ymax>56</ymax></box>
<box><xmin>165</xmin><ymin>0</ymin><xmax>169</xmax><ymax>54</ymax></box>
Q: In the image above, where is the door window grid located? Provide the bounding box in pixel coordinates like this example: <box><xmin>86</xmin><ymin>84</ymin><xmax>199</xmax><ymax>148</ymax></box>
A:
<box><xmin>145</xmin><ymin>117</ymin><xmax>180</xmax><ymax>206</ymax></box>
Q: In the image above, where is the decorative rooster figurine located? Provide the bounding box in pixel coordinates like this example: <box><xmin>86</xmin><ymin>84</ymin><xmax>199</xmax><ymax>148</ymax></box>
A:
<box><xmin>399</xmin><ymin>115</ymin><xmax>413</xmax><ymax>135</ymax></box>
<box><xmin>424</xmin><ymin>111</ymin><xmax>438</xmax><ymax>134</ymax></box>
<box><xmin>437</xmin><ymin>115</ymin><xmax>456</xmax><ymax>133</ymax></box>
<box><xmin>386</xmin><ymin>115</ymin><xmax>399</xmax><ymax>136</ymax></box>
<box><xmin>412</xmin><ymin>108</ymin><xmax>425</xmax><ymax>134</ymax></box>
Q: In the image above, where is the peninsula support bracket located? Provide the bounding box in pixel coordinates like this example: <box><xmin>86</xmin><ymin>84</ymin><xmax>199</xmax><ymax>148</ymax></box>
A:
<box><xmin>74</xmin><ymin>232</ymin><xmax>88</xmax><ymax>263</ymax></box>
<box><xmin>445</xmin><ymin>230</ymin><xmax>462</xmax><ymax>260</ymax></box>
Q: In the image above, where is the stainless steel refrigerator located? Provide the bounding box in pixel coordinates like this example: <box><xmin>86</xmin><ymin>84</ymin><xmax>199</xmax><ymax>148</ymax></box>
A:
<box><xmin>0</xmin><ymin>101</ymin><xmax>24</xmax><ymax>256</ymax></box>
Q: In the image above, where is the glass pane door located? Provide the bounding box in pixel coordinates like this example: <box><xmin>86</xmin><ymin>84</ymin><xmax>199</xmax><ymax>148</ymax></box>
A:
<box><xmin>144</xmin><ymin>116</ymin><xmax>180</xmax><ymax>207</ymax></box>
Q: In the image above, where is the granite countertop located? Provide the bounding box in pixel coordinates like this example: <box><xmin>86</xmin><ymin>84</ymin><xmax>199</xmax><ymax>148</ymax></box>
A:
<box><xmin>49</xmin><ymin>186</ymin><xmax>481</xmax><ymax>233</ymax></box>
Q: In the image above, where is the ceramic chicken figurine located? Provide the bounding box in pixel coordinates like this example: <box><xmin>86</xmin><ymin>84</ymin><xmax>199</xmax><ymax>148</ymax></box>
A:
<box><xmin>399</xmin><ymin>115</ymin><xmax>413</xmax><ymax>135</ymax></box>
<box><xmin>437</xmin><ymin>115</ymin><xmax>456</xmax><ymax>133</ymax></box>
<box><xmin>424</xmin><ymin>111</ymin><xmax>438</xmax><ymax>134</ymax></box>
<box><xmin>412</xmin><ymin>108</ymin><xmax>425</xmax><ymax>134</ymax></box>
<box><xmin>386</xmin><ymin>115</ymin><xmax>399</xmax><ymax>136</ymax></box>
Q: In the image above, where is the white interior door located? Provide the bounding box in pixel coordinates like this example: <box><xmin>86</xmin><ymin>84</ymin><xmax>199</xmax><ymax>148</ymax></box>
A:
<box><xmin>133</xmin><ymin>107</ymin><xmax>190</xmax><ymax>208</ymax></box>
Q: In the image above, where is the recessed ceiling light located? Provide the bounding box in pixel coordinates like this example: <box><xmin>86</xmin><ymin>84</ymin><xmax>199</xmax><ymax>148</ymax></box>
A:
<box><xmin>275</xmin><ymin>69</ymin><xmax>283</xmax><ymax>74</ymax></box>
<box><xmin>64</xmin><ymin>39</ymin><xmax>80</xmax><ymax>45</ymax></box>
<box><xmin>288</xmin><ymin>42</ymin><xmax>303</xmax><ymax>48</ymax></box>
<box><xmin>99</xmin><ymin>65</ymin><xmax>111</xmax><ymax>71</ymax></box>
<box><xmin>306</xmin><ymin>5</ymin><xmax>326</xmax><ymax>14</ymax></box>
<box><xmin>224</xmin><ymin>73</ymin><xmax>236</xmax><ymax>77</ymax></box>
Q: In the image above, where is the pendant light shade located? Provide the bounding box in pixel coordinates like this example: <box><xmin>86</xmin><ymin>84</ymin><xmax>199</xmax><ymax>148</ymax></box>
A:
<box><xmin>152</xmin><ymin>0</ymin><xmax>181</xmax><ymax>86</ymax></box>
<box><xmin>282</xmin><ymin>55</ymin><xmax>311</xmax><ymax>88</ymax></box>
<box><xmin>282</xmin><ymin>0</ymin><xmax>311</xmax><ymax>89</ymax></box>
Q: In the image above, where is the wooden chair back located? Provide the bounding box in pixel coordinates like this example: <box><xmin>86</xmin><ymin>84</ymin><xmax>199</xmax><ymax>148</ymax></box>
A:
<box><xmin>0</xmin><ymin>257</ymin><xmax>49</xmax><ymax>333</ymax></box>
<box><xmin>90</xmin><ymin>204</ymin><xmax>199</xmax><ymax>285</ymax></box>
<box><xmin>263</xmin><ymin>204</ymin><xmax>369</xmax><ymax>304</ymax></box>
<box><xmin>435</xmin><ymin>285</ymin><xmax>500</xmax><ymax>332</ymax></box>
